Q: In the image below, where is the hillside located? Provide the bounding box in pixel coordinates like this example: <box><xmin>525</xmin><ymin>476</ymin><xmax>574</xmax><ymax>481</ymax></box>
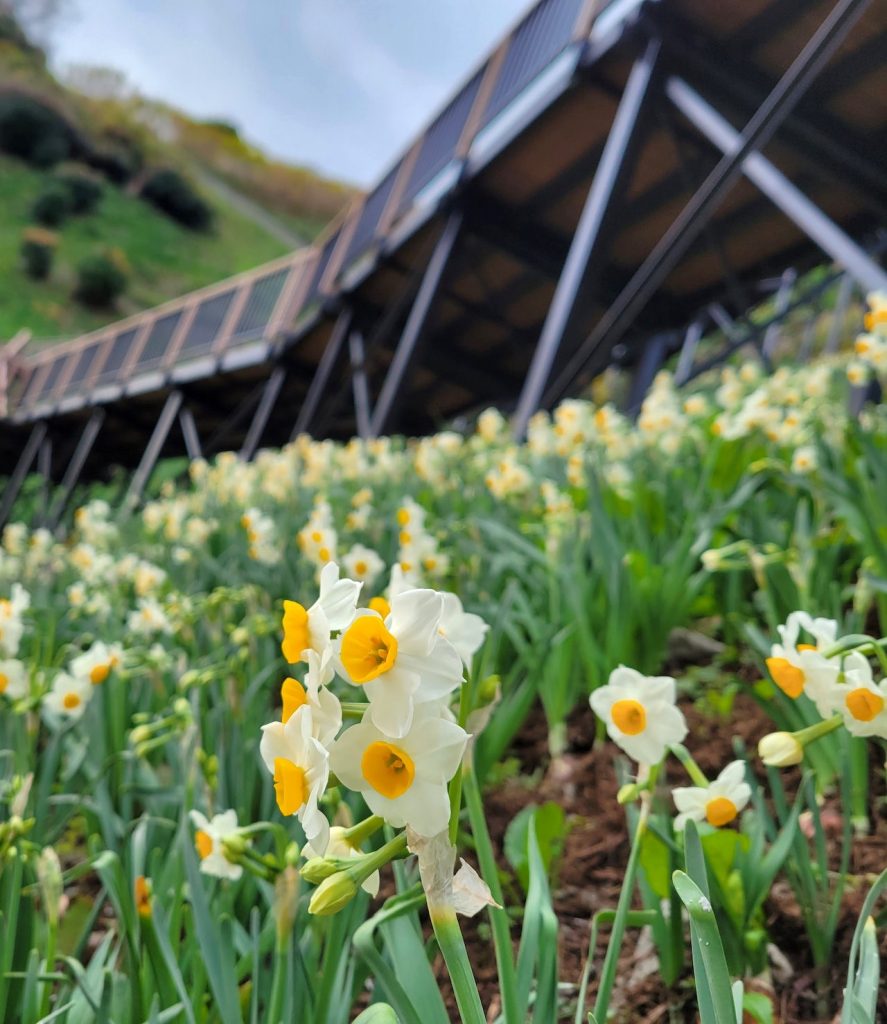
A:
<box><xmin>0</xmin><ymin>11</ymin><xmax>356</xmax><ymax>345</ymax></box>
<box><xmin>0</xmin><ymin>154</ymin><xmax>292</xmax><ymax>341</ymax></box>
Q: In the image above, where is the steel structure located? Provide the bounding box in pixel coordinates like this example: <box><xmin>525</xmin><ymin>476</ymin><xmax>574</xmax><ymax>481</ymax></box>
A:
<box><xmin>1</xmin><ymin>0</ymin><xmax>885</xmax><ymax>525</ymax></box>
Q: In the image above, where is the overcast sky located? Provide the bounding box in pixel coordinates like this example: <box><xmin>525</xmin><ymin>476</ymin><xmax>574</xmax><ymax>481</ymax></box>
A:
<box><xmin>50</xmin><ymin>0</ymin><xmax>529</xmax><ymax>188</ymax></box>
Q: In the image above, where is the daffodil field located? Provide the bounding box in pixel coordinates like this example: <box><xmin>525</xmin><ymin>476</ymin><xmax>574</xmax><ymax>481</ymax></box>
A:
<box><xmin>1</xmin><ymin>301</ymin><xmax>887</xmax><ymax>1023</ymax></box>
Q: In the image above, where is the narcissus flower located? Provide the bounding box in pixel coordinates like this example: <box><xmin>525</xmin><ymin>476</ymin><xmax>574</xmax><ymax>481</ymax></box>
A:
<box><xmin>766</xmin><ymin>611</ymin><xmax>839</xmax><ymax>714</ymax></box>
<box><xmin>282</xmin><ymin>562</ymin><xmax>361</xmax><ymax>664</ymax></box>
<box><xmin>330</xmin><ymin>705</ymin><xmax>468</xmax><ymax>838</ymax></box>
<box><xmin>281</xmin><ymin>649</ymin><xmax>341</xmax><ymax>746</ymax></box>
<box><xmin>260</xmin><ymin>706</ymin><xmax>331</xmax><ymax>853</ymax></box>
<box><xmin>334</xmin><ymin>590</ymin><xmax>463</xmax><ymax>737</ymax></box>
<box><xmin>189</xmin><ymin>809</ymin><xmax>244</xmax><ymax>880</ymax></box>
<box><xmin>342</xmin><ymin>544</ymin><xmax>385</xmax><ymax>587</ymax></box>
<box><xmin>70</xmin><ymin>642</ymin><xmax>122</xmax><ymax>686</ymax></box>
<box><xmin>825</xmin><ymin>654</ymin><xmax>887</xmax><ymax>739</ymax></box>
<box><xmin>590</xmin><ymin>665</ymin><xmax>687</xmax><ymax>764</ymax></box>
<box><xmin>44</xmin><ymin>672</ymin><xmax>92</xmax><ymax>720</ymax></box>
<box><xmin>0</xmin><ymin>658</ymin><xmax>28</xmax><ymax>700</ymax></box>
<box><xmin>438</xmin><ymin>593</ymin><xmax>489</xmax><ymax>667</ymax></box>
<box><xmin>672</xmin><ymin>761</ymin><xmax>751</xmax><ymax>830</ymax></box>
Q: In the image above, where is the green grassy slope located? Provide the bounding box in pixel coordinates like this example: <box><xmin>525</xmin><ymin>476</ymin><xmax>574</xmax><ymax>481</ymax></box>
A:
<box><xmin>0</xmin><ymin>155</ymin><xmax>291</xmax><ymax>343</ymax></box>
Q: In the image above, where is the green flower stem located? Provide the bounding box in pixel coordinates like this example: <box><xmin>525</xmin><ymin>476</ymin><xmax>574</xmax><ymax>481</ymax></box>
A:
<box><xmin>341</xmin><ymin>702</ymin><xmax>370</xmax><ymax>718</ymax></box>
<box><xmin>795</xmin><ymin>714</ymin><xmax>843</xmax><ymax>747</ymax></box>
<box><xmin>448</xmin><ymin>683</ymin><xmax>471</xmax><ymax>845</ymax></box>
<box><xmin>344</xmin><ymin>814</ymin><xmax>385</xmax><ymax>846</ymax></box>
<box><xmin>463</xmin><ymin>768</ymin><xmax>520</xmax><ymax>1024</ymax></box>
<box><xmin>593</xmin><ymin>764</ymin><xmax>657</xmax><ymax>1022</ymax></box>
<box><xmin>429</xmin><ymin>907</ymin><xmax>486</xmax><ymax>1024</ymax></box>
<box><xmin>669</xmin><ymin>744</ymin><xmax>710</xmax><ymax>787</ymax></box>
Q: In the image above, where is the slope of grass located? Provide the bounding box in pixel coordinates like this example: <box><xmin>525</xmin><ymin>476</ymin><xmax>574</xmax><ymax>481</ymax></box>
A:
<box><xmin>0</xmin><ymin>154</ymin><xmax>290</xmax><ymax>343</ymax></box>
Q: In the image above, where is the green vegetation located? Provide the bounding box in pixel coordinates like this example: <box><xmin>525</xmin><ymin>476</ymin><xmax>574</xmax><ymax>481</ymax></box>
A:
<box><xmin>0</xmin><ymin>154</ymin><xmax>289</xmax><ymax>340</ymax></box>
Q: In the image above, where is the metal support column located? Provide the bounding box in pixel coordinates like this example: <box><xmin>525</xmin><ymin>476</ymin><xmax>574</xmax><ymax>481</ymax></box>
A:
<box><xmin>369</xmin><ymin>210</ymin><xmax>462</xmax><ymax>437</ymax></box>
<box><xmin>0</xmin><ymin>422</ymin><xmax>46</xmax><ymax>529</ymax></box>
<box><xmin>44</xmin><ymin>410</ymin><xmax>105</xmax><ymax>532</ymax></box>
<box><xmin>626</xmin><ymin>332</ymin><xmax>674</xmax><ymax>415</ymax></box>
<box><xmin>824</xmin><ymin>271</ymin><xmax>855</xmax><ymax>354</ymax></box>
<box><xmin>36</xmin><ymin>436</ymin><xmax>52</xmax><ymax>519</ymax></box>
<box><xmin>667</xmin><ymin>78</ymin><xmax>887</xmax><ymax>294</ymax></box>
<box><xmin>241</xmin><ymin>366</ymin><xmax>286</xmax><ymax>462</ymax></box>
<box><xmin>543</xmin><ymin>0</ymin><xmax>873</xmax><ymax>406</ymax></box>
<box><xmin>291</xmin><ymin>307</ymin><xmax>353</xmax><ymax>439</ymax></box>
<box><xmin>349</xmin><ymin>330</ymin><xmax>372</xmax><ymax>439</ymax></box>
<box><xmin>761</xmin><ymin>268</ymin><xmax>797</xmax><ymax>358</ymax></box>
<box><xmin>513</xmin><ymin>39</ymin><xmax>661</xmax><ymax>437</ymax></box>
<box><xmin>122</xmin><ymin>390</ymin><xmax>184</xmax><ymax>513</ymax></box>
<box><xmin>673</xmin><ymin>318</ymin><xmax>705</xmax><ymax>385</ymax></box>
<box><xmin>179</xmin><ymin>406</ymin><xmax>203</xmax><ymax>461</ymax></box>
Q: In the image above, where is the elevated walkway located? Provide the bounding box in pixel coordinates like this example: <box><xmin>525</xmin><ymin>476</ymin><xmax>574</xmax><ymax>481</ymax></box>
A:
<box><xmin>1</xmin><ymin>0</ymin><xmax>885</xmax><ymax>522</ymax></box>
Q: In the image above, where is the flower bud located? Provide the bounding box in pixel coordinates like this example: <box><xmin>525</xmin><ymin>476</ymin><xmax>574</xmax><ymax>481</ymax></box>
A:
<box><xmin>308</xmin><ymin>870</ymin><xmax>359</xmax><ymax>916</ymax></box>
<box><xmin>758</xmin><ymin>731</ymin><xmax>803</xmax><ymax>767</ymax></box>
<box><xmin>300</xmin><ymin>856</ymin><xmax>342</xmax><ymax>884</ymax></box>
<box><xmin>36</xmin><ymin>847</ymin><xmax>63</xmax><ymax>928</ymax></box>
<box><xmin>274</xmin><ymin>866</ymin><xmax>299</xmax><ymax>942</ymax></box>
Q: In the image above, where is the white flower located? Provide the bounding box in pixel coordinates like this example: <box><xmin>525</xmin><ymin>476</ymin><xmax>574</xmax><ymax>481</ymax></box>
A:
<box><xmin>0</xmin><ymin>583</ymin><xmax>29</xmax><ymax>658</ymax></box>
<box><xmin>334</xmin><ymin>589</ymin><xmax>464</xmax><ymax>738</ymax></box>
<box><xmin>342</xmin><ymin>544</ymin><xmax>385</xmax><ymax>588</ymax></box>
<box><xmin>127</xmin><ymin>598</ymin><xmax>173</xmax><ymax>636</ymax></box>
<box><xmin>70</xmin><ymin>642</ymin><xmax>122</xmax><ymax>686</ymax></box>
<box><xmin>0</xmin><ymin>659</ymin><xmax>28</xmax><ymax>700</ymax></box>
<box><xmin>590</xmin><ymin>665</ymin><xmax>687</xmax><ymax>764</ymax></box>
<box><xmin>823</xmin><ymin>654</ymin><xmax>887</xmax><ymax>739</ymax></box>
<box><xmin>672</xmin><ymin>761</ymin><xmax>751</xmax><ymax>830</ymax></box>
<box><xmin>282</xmin><ymin>562</ymin><xmax>362</xmax><ymax>664</ymax></box>
<box><xmin>260</xmin><ymin>706</ymin><xmax>331</xmax><ymax>853</ymax></box>
<box><xmin>281</xmin><ymin>649</ymin><xmax>341</xmax><ymax>747</ymax></box>
<box><xmin>189</xmin><ymin>809</ymin><xmax>243</xmax><ymax>880</ymax></box>
<box><xmin>330</xmin><ymin>705</ymin><xmax>468</xmax><ymax>838</ymax></box>
<box><xmin>437</xmin><ymin>593</ymin><xmax>489</xmax><ymax>667</ymax></box>
<box><xmin>767</xmin><ymin>612</ymin><xmax>839</xmax><ymax>714</ymax></box>
<box><xmin>44</xmin><ymin>672</ymin><xmax>92</xmax><ymax>720</ymax></box>
<box><xmin>791</xmin><ymin>446</ymin><xmax>817</xmax><ymax>474</ymax></box>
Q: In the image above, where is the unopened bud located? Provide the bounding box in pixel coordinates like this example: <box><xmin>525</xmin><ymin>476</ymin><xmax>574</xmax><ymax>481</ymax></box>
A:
<box><xmin>274</xmin><ymin>866</ymin><xmax>300</xmax><ymax>941</ymax></box>
<box><xmin>301</xmin><ymin>856</ymin><xmax>347</xmax><ymax>884</ymax></box>
<box><xmin>308</xmin><ymin>870</ymin><xmax>358</xmax><ymax>916</ymax></box>
<box><xmin>37</xmin><ymin>847</ymin><xmax>63</xmax><ymax>927</ymax></box>
<box><xmin>758</xmin><ymin>731</ymin><xmax>803</xmax><ymax>767</ymax></box>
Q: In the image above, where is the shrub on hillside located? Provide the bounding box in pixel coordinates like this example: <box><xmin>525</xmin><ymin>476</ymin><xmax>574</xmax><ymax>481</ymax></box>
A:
<box><xmin>139</xmin><ymin>168</ymin><xmax>213</xmax><ymax>231</ymax></box>
<box><xmin>31</xmin><ymin>183</ymin><xmax>72</xmax><ymax>226</ymax></box>
<box><xmin>20</xmin><ymin>226</ymin><xmax>58</xmax><ymax>280</ymax></box>
<box><xmin>0</xmin><ymin>93</ymin><xmax>76</xmax><ymax>166</ymax></box>
<box><xmin>73</xmin><ymin>251</ymin><xmax>128</xmax><ymax>307</ymax></box>
<box><xmin>54</xmin><ymin>163</ymin><xmax>103</xmax><ymax>214</ymax></box>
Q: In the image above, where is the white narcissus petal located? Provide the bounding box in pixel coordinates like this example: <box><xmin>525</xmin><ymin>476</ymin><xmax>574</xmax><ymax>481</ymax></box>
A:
<box><xmin>403</xmin><ymin>715</ymin><xmax>469</xmax><ymax>782</ymax></box>
<box><xmin>399</xmin><ymin>637</ymin><xmax>463</xmax><ymax>701</ymax></box>
<box><xmin>364</xmin><ymin>668</ymin><xmax>421</xmax><ymax>738</ymax></box>
<box><xmin>387</xmin><ymin>590</ymin><xmax>443</xmax><ymax>655</ymax></box>
<box><xmin>318</xmin><ymin>563</ymin><xmax>362</xmax><ymax>631</ymax></box>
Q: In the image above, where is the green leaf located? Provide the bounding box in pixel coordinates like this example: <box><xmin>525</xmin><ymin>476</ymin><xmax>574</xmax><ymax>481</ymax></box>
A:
<box><xmin>353</xmin><ymin>1006</ymin><xmax>401</xmax><ymax>1024</ymax></box>
<box><xmin>638</xmin><ymin>828</ymin><xmax>671</xmax><ymax>899</ymax></box>
<box><xmin>742</xmin><ymin>990</ymin><xmax>775</xmax><ymax>1024</ymax></box>
<box><xmin>503</xmin><ymin>802</ymin><xmax>567</xmax><ymax>893</ymax></box>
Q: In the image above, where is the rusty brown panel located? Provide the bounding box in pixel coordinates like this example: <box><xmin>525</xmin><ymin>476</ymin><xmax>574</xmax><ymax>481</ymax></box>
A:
<box><xmin>827</xmin><ymin>66</ymin><xmax>887</xmax><ymax>132</ymax></box>
<box><xmin>478</xmin><ymin>87</ymin><xmax>617</xmax><ymax>205</ymax></box>
<box><xmin>675</xmin><ymin>0</ymin><xmax>774</xmax><ymax>38</ymax></box>
<box><xmin>754</xmin><ymin>0</ymin><xmax>878</xmax><ymax>74</ymax></box>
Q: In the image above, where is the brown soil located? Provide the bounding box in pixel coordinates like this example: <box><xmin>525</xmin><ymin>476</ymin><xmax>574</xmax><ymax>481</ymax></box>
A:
<box><xmin>434</xmin><ymin>695</ymin><xmax>887</xmax><ymax>1023</ymax></box>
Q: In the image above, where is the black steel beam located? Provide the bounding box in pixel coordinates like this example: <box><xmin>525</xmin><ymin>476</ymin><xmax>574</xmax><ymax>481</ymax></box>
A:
<box><xmin>291</xmin><ymin>307</ymin><xmax>353</xmax><ymax>439</ymax></box>
<box><xmin>44</xmin><ymin>409</ymin><xmax>105</xmax><ymax>531</ymax></box>
<box><xmin>122</xmin><ymin>390</ymin><xmax>184</xmax><ymax>513</ymax></box>
<box><xmin>369</xmin><ymin>209</ymin><xmax>463</xmax><ymax>437</ymax></box>
<box><xmin>0</xmin><ymin>421</ymin><xmax>46</xmax><ymax>529</ymax></box>
<box><xmin>179</xmin><ymin>406</ymin><xmax>203</xmax><ymax>461</ymax></box>
<box><xmin>513</xmin><ymin>39</ymin><xmax>661</xmax><ymax>436</ymax></box>
<box><xmin>240</xmin><ymin>366</ymin><xmax>286</xmax><ymax>461</ymax></box>
<box><xmin>543</xmin><ymin>0</ymin><xmax>873</xmax><ymax>406</ymax></box>
<box><xmin>348</xmin><ymin>331</ymin><xmax>373</xmax><ymax>439</ymax></box>
<box><xmin>667</xmin><ymin>77</ymin><xmax>887</xmax><ymax>293</ymax></box>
